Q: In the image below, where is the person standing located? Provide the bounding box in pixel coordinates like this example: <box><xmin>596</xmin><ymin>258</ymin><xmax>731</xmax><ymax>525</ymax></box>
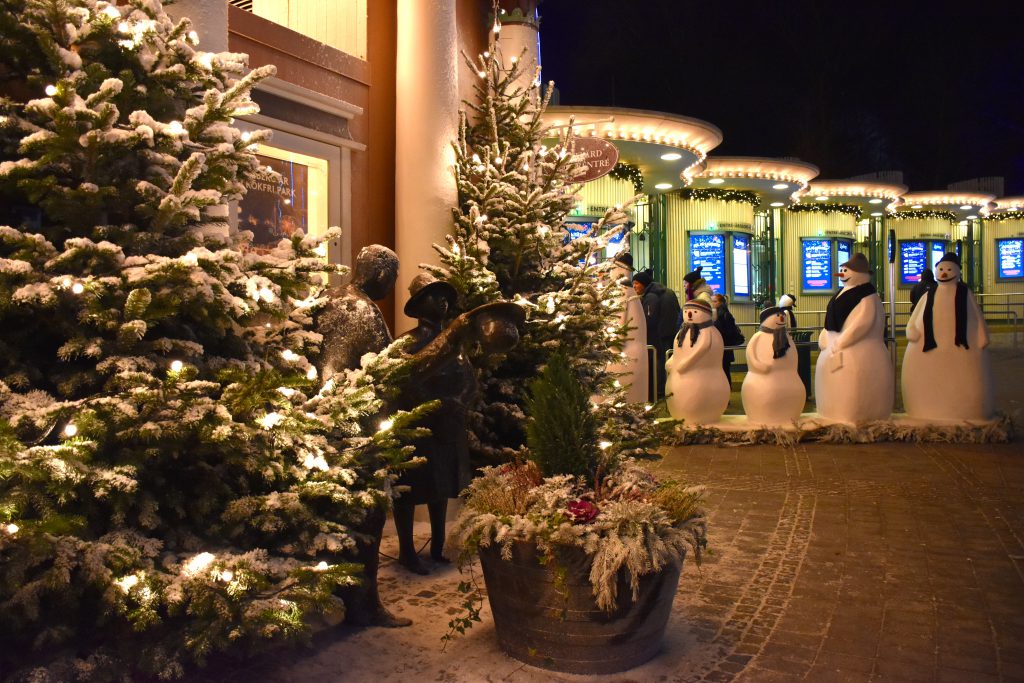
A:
<box><xmin>632</xmin><ymin>268</ymin><xmax>681</xmax><ymax>398</ymax></box>
<box><xmin>910</xmin><ymin>268</ymin><xmax>935</xmax><ymax>313</ymax></box>
<box><xmin>683</xmin><ymin>266</ymin><xmax>714</xmax><ymax>304</ymax></box>
<box><xmin>711</xmin><ymin>294</ymin><xmax>745</xmax><ymax>388</ymax></box>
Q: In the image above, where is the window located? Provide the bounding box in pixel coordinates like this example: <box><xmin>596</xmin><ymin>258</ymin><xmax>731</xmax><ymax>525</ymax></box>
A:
<box><xmin>732</xmin><ymin>234</ymin><xmax>751</xmax><ymax>298</ymax></box>
<box><xmin>689</xmin><ymin>233</ymin><xmax>726</xmax><ymax>293</ymax></box>
<box><xmin>232</xmin><ymin>0</ymin><xmax>367</xmax><ymax>59</ymax></box>
<box><xmin>899</xmin><ymin>239</ymin><xmax>948</xmax><ymax>286</ymax></box>
<box><xmin>997</xmin><ymin>238</ymin><xmax>1024</xmax><ymax>280</ymax></box>
<box><xmin>801</xmin><ymin>238</ymin><xmax>833</xmax><ymax>293</ymax></box>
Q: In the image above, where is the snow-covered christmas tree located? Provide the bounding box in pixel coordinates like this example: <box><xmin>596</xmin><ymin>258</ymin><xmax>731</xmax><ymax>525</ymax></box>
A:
<box><xmin>0</xmin><ymin>1</ymin><xmax>424</xmax><ymax>679</ymax></box>
<box><xmin>424</xmin><ymin>17</ymin><xmax>658</xmax><ymax>464</ymax></box>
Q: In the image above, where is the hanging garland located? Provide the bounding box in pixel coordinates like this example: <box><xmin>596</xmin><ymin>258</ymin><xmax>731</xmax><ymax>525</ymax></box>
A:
<box><xmin>786</xmin><ymin>203</ymin><xmax>862</xmax><ymax>219</ymax></box>
<box><xmin>984</xmin><ymin>210</ymin><xmax>1024</xmax><ymax>222</ymax></box>
<box><xmin>609</xmin><ymin>162</ymin><xmax>644</xmax><ymax>194</ymax></box>
<box><xmin>885</xmin><ymin>209</ymin><xmax>958</xmax><ymax>224</ymax></box>
<box><xmin>677</xmin><ymin>187</ymin><xmax>761</xmax><ymax>208</ymax></box>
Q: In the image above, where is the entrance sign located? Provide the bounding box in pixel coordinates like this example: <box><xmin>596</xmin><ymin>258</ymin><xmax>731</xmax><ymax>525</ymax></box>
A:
<box><xmin>997</xmin><ymin>238</ymin><xmax>1024</xmax><ymax>279</ymax></box>
<box><xmin>802</xmin><ymin>238</ymin><xmax>832</xmax><ymax>292</ymax></box>
<box><xmin>570</xmin><ymin>137</ymin><xmax>620</xmax><ymax>183</ymax></box>
<box><xmin>689</xmin><ymin>233</ymin><xmax>725</xmax><ymax>293</ymax></box>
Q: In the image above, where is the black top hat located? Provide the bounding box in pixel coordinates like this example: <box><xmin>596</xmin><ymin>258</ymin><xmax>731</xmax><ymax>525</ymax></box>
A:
<box><xmin>632</xmin><ymin>268</ymin><xmax>654</xmax><ymax>287</ymax></box>
<box><xmin>838</xmin><ymin>252</ymin><xmax>871</xmax><ymax>274</ymax></box>
<box><xmin>613</xmin><ymin>252</ymin><xmax>634</xmax><ymax>270</ymax></box>
<box><xmin>936</xmin><ymin>252</ymin><xmax>962</xmax><ymax>269</ymax></box>
<box><xmin>760</xmin><ymin>306</ymin><xmax>783</xmax><ymax>323</ymax></box>
<box><xmin>683</xmin><ymin>266</ymin><xmax>704</xmax><ymax>284</ymax></box>
<box><xmin>404</xmin><ymin>273</ymin><xmax>458</xmax><ymax>318</ymax></box>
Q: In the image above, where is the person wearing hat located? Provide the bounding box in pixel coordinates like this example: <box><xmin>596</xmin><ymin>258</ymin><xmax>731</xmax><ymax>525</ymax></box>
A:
<box><xmin>608</xmin><ymin>252</ymin><xmax>648</xmax><ymax>403</ymax></box>
<box><xmin>683</xmin><ymin>266</ymin><xmax>714</xmax><ymax>304</ymax></box>
<box><xmin>901</xmin><ymin>252</ymin><xmax>993</xmax><ymax>421</ymax></box>
<box><xmin>632</xmin><ymin>267</ymin><xmax>681</xmax><ymax>398</ymax></box>
<box><xmin>711</xmin><ymin>293</ymin><xmax>745</xmax><ymax>388</ymax></box>
<box><xmin>392</xmin><ymin>273</ymin><xmax>469</xmax><ymax>575</ymax></box>
<box><xmin>815</xmin><ymin>251</ymin><xmax>894</xmax><ymax>423</ymax></box>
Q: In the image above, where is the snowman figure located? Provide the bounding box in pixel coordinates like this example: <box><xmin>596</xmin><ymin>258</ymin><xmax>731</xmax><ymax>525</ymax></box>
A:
<box><xmin>605</xmin><ymin>253</ymin><xmax>649</xmax><ymax>403</ymax></box>
<box><xmin>901</xmin><ymin>253</ymin><xmax>993</xmax><ymax>421</ymax></box>
<box><xmin>742</xmin><ymin>306</ymin><xmax>805</xmax><ymax>425</ymax></box>
<box><xmin>666</xmin><ymin>298</ymin><xmax>730</xmax><ymax>424</ymax></box>
<box><xmin>815</xmin><ymin>253</ymin><xmax>894</xmax><ymax>423</ymax></box>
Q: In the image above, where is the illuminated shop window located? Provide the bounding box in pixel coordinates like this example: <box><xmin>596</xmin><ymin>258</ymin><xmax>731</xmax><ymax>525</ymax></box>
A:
<box><xmin>231</xmin><ymin>0</ymin><xmax>367</xmax><ymax>60</ymax></box>
<box><xmin>996</xmin><ymin>238</ymin><xmax>1024</xmax><ymax>281</ymax></box>
<box><xmin>802</xmin><ymin>238</ymin><xmax>833</xmax><ymax>293</ymax></box>
<box><xmin>899</xmin><ymin>240</ymin><xmax>948</xmax><ymax>286</ymax></box>
<box><xmin>239</xmin><ymin>144</ymin><xmax>329</xmax><ymax>252</ymax></box>
<box><xmin>689</xmin><ymin>233</ymin><xmax>726</xmax><ymax>294</ymax></box>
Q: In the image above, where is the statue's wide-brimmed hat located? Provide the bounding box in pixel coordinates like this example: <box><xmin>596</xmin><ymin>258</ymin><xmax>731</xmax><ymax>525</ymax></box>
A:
<box><xmin>837</xmin><ymin>252</ymin><xmax>870</xmax><ymax>274</ymax></box>
<box><xmin>404</xmin><ymin>273</ymin><xmax>458</xmax><ymax>318</ymax></box>
<box><xmin>467</xmin><ymin>301</ymin><xmax>526</xmax><ymax>352</ymax></box>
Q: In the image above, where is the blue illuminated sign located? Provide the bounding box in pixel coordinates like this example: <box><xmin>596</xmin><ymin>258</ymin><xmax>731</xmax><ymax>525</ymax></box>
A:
<box><xmin>900</xmin><ymin>241</ymin><xmax>927</xmax><ymax>285</ymax></box>
<box><xmin>689</xmin><ymin>233</ymin><xmax>725</xmax><ymax>293</ymax></box>
<box><xmin>565</xmin><ymin>223</ymin><xmax>593</xmax><ymax>241</ymax></box>
<box><xmin>997</xmin><ymin>238</ymin><xmax>1024</xmax><ymax>280</ymax></box>
<box><xmin>931</xmin><ymin>242</ymin><xmax>947</xmax><ymax>271</ymax></box>
<box><xmin>802</xmin><ymin>239</ymin><xmax>832</xmax><ymax>292</ymax></box>
<box><xmin>836</xmin><ymin>240</ymin><xmax>852</xmax><ymax>288</ymax></box>
<box><xmin>732</xmin><ymin>234</ymin><xmax>750</xmax><ymax>297</ymax></box>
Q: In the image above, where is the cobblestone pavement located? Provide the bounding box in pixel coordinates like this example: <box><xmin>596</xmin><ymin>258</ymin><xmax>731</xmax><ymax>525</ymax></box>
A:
<box><xmin>200</xmin><ymin>348</ymin><xmax>1024</xmax><ymax>683</ymax></box>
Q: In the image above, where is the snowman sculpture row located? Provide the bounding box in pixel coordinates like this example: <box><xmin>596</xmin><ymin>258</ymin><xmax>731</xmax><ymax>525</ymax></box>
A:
<box><xmin>664</xmin><ymin>252</ymin><xmax>993</xmax><ymax>426</ymax></box>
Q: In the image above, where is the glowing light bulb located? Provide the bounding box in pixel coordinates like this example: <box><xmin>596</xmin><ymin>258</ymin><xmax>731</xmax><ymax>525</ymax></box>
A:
<box><xmin>115</xmin><ymin>574</ymin><xmax>139</xmax><ymax>592</ymax></box>
<box><xmin>71</xmin><ymin>282</ymin><xmax>84</xmax><ymax>294</ymax></box>
<box><xmin>258</xmin><ymin>287</ymin><xmax>275</xmax><ymax>302</ymax></box>
<box><xmin>188</xmin><ymin>30</ymin><xmax>199</xmax><ymax>44</ymax></box>
<box><xmin>493</xmin><ymin>21</ymin><xmax>501</xmax><ymax>33</ymax></box>
<box><xmin>170</xmin><ymin>360</ymin><xmax>183</xmax><ymax>372</ymax></box>
<box><xmin>315</xmin><ymin>561</ymin><xmax>329</xmax><ymax>571</ymax></box>
<box><xmin>197</xmin><ymin>53</ymin><xmax>213</xmax><ymax>70</ymax></box>
<box><xmin>314</xmin><ymin>243</ymin><xmax>328</xmax><ymax>257</ymax></box>
<box><xmin>184</xmin><ymin>552</ymin><xmax>215</xmax><ymax>576</ymax></box>
<box><xmin>63</xmin><ymin>423</ymin><xmax>78</xmax><ymax>438</ymax></box>
<box><xmin>378</xmin><ymin>418</ymin><xmax>394</xmax><ymax>432</ymax></box>
<box><xmin>103</xmin><ymin>5</ymin><xmax>120</xmax><ymax>19</ymax></box>
<box><xmin>241</xmin><ymin>131</ymin><xmax>252</xmax><ymax>143</ymax></box>
<box><xmin>220</xmin><ymin>570</ymin><xmax>234</xmax><ymax>582</ymax></box>
<box><xmin>61</xmin><ymin>278</ymin><xmax>72</xmax><ymax>288</ymax></box>
<box><xmin>6</xmin><ymin>523</ymin><xmax>19</xmax><ymax>534</ymax></box>
<box><xmin>306</xmin><ymin>366</ymin><xmax>318</xmax><ymax>380</ymax></box>
<box><xmin>45</xmin><ymin>85</ymin><xmax>57</xmax><ymax>96</ymax></box>
<box><xmin>281</xmin><ymin>349</ymin><xmax>299</xmax><ymax>362</ymax></box>
<box><xmin>167</xmin><ymin>120</ymin><xmax>184</xmax><ymax>135</ymax></box>
<box><xmin>182</xmin><ymin>252</ymin><xmax>198</xmax><ymax>266</ymax></box>
<box><xmin>599</xmin><ymin>441</ymin><xmax>612</xmax><ymax>450</ymax></box>
<box><xmin>644</xmin><ymin>404</ymin><xmax>653</xmax><ymax>412</ymax></box>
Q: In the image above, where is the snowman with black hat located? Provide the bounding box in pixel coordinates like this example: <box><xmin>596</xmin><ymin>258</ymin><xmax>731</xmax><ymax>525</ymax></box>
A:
<box><xmin>901</xmin><ymin>252</ymin><xmax>993</xmax><ymax>421</ymax></box>
<box><xmin>815</xmin><ymin>252</ymin><xmax>894</xmax><ymax>423</ymax></box>
<box><xmin>741</xmin><ymin>306</ymin><xmax>805</xmax><ymax>425</ymax></box>
<box><xmin>666</xmin><ymin>298</ymin><xmax>730</xmax><ymax>424</ymax></box>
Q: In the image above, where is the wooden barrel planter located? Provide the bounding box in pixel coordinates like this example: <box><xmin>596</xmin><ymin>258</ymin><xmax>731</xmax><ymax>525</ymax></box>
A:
<box><xmin>477</xmin><ymin>541</ymin><xmax>682</xmax><ymax>675</ymax></box>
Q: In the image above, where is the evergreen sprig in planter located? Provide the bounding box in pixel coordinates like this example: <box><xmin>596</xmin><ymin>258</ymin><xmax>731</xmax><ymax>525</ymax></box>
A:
<box><xmin>448</xmin><ymin>354</ymin><xmax>707</xmax><ymax>674</ymax></box>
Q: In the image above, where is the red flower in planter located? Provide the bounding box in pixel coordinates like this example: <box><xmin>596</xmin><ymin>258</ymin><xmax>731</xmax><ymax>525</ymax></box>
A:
<box><xmin>566</xmin><ymin>499</ymin><xmax>599</xmax><ymax>524</ymax></box>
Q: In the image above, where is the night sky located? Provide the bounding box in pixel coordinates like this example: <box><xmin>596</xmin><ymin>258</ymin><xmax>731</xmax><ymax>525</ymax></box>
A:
<box><xmin>538</xmin><ymin>0</ymin><xmax>1024</xmax><ymax>195</ymax></box>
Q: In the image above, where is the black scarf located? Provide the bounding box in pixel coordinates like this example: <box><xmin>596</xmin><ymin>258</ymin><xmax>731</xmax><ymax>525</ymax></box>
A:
<box><xmin>679</xmin><ymin>319</ymin><xmax>714</xmax><ymax>347</ymax></box>
<box><xmin>922</xmin><ymin>281</ymin><xmax>968</xmax><ymax>352</ymax></box>
<box><xmin>759</xmin><ymin>325</ymin><xmax>791</xmax><ymax>358</ymax></box>
<box><xmin>824</xmin><ymin>282</ymin><xmax>876</xmax><ymax>332</ymax></box>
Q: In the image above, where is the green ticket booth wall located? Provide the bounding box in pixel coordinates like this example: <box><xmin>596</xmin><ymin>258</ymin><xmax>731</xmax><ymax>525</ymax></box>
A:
<box><xmin>780</xmin><ymin>208</ymin><xmax>859</xmax><ymax>332</ymax></box>
<box><xmin>984</xmin><ymin>217</ymin><xmax>1024</xmax><ymax>318</ymax></box>
<box><xmin>886</xmin><ymin>215</ymin><xmax>955</xmax><ymax>326</ymax></box>
<box><xmin>664</xmin><ymin>193</ymin><xmax>757</xmax><ymax>327</ymax></box>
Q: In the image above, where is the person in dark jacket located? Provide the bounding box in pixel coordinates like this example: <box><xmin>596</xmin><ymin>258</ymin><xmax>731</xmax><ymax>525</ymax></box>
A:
<box><xmin>712</xmin><ymin>294</ymin><xmax>744</xmax><ymax>388</ymax></box>
<box><xmin>632</xmin><ymin>268</ymin><xmax>681</xmax><ymax>398</ymax></box>
<box><xmin>909</xmin><ymin>268</ymin><xmax>936</xmax><ymax>312</ymax></box>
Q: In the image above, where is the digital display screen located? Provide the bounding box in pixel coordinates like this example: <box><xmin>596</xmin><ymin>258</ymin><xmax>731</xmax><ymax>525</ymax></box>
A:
<box><xmin>802</xmin><ymin>239</ymin><xmax>832</xmax><ymax>291</ymax></box>
<box><xmin>836</xmin><ymin>240</ymin><xmax>852</xmax><ymax>288</ymax></box>
<box><xmin>565</xmin><ymin>223</ymin><xmax>593</xmax><ymax>241</ymax></box>
<box><xmin>900</xmin><ymin>241</ymin><xmax>927</xmax><ymax>285</ymax></box>
<box><xmin>732</xmin><ymin>234</ymin><xmax>750</xmax><ymax>297</ymax></box>
<box><xmin>997</xmin><ymin>238</ymin><xmax>1024</xmax><ymax>279</ymax></box>
<box><xmin>689</xmin><ymin>233</ymin><xmax>725</xmax><ymax>293</ymax></box>
<box><xmin>931</xmin><ymin>242</ymin><xmax>947</xmax><ymax>271</ymax></box>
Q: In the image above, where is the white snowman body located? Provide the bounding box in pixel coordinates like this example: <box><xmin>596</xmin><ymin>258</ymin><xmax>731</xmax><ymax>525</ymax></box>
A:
<box><xmin>666</xmin><ymin>305</ymin><xmax>730</xmax><ymax>424</ymax></box>
<box><xmin>606</xmin><ymin>263</ymin><xmax>649</xmax><ymax>403</ymax></box>
<box><xmin>815</xmin><ymin>268</ymin><xmax>894</xmax><ymax>423</ymax></box>
<box><xmin>741</xmin><ymin>312</ymin><xmax>805</xmax><ymax>425</ymax></box>
<box><xmin>901</xmin><ymin>261</ymin><xmax>993</xmax><ymax>421</ymax></box>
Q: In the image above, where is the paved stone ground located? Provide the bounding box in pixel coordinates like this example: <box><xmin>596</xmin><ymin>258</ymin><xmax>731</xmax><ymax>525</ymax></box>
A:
<box><xmin>196</xmin><ymin>345</ymin><xmax>1024</xmax><ymax>683</ymax></box>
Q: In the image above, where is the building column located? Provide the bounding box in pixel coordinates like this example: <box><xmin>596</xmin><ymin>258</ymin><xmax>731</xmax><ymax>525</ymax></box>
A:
<box><xmin>394</xmin><ymin>0</ymin><xmax>460</xmax><ymax>331</ymax></box>
<box><xmin>496</xmin><ymin>0</ymin><xmax>540</xmax><ymax>95</ymax></box>
<box><xmin>165</xmin><ymin>0</ymin><xmax>228</xmax><ymax>53</ymax></box>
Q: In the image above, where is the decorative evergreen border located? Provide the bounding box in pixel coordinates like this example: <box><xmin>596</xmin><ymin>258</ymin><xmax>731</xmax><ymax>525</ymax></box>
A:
<box><xmin>985</xmin><ymin>210</ymin><xmax>1024</xmax><ymax>222</ymax></box>
<box><xmin>886</xmin><ymin>209</ymin><xmax>958</xmax><ymax>224</ymax></box>
<box><xmin>787</xmin><ymin>203</ymin><xmax>863</xmax><ymax>219</ymax></box>
<box><xmin>677</xmin><ymin>187</ymin><xmax>761</xmax><ymax>208</ymax></box>
<box><xmin>609</xmin><ymin>162</ymin><xmax>644</xmax><ymax>194</ymax></box>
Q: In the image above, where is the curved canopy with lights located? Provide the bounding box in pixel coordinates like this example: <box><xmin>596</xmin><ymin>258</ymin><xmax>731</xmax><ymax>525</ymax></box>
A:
<box><xmin>802</xmin><ymin>180</ymin><xmax>909</xmax><ymax>216</ymax></box>
<box><xmin>897</xmin><ymin>192</ymin><xmax>995</xmax><ymax>221</ymax></box>
<box><xmin>689</xmin><ymin>156</ymin><xmax>820</xmax><ymax>207</ymax></box>
<box><xmin>541</xmin><ymin>105</ymin><xmax>722</xmax><ymax>195</ymax></box>
<box><xmin>992</xmin><ymin>196</ymin><xmax>1024</xmax><ymax>213</ymax></box>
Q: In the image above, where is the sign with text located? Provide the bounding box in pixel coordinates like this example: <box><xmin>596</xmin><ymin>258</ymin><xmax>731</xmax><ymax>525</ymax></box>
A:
<box><xmin>802</xmin><ymin>238</ymin><xmax>832</xmax><ymax>292</ymax></box>
<box><xmin>570</xmin><ymin>137</ymin><xmax>620</xmax><ymax>183</ymax></box>
<box><xmin>997</xmin><ymin>238</ymin><xmax>1023</xmax><ymax>279</ymax></box>
<box><xmin>836</xmin><ymin>240</ymin><xmax>852</xmax><ymax>288</ymax></box>
<box><xmin>689</xmin><ymin>233</ymin><xmax>725</xmax><ymax>293</ymax></box>
<box><xmin>239</xmin><ymin>154</ymin><xmax>309</xmax><ymax>252</ymax></box>
<box><xmin>900</xmin><ymin>241</ymin><xmax>927</xmax><ymax>285</ymax></box>
<box><xmin>732</xmin><ymin>234</ymin><xmax>750</xmax><ymax>297</ymax></box>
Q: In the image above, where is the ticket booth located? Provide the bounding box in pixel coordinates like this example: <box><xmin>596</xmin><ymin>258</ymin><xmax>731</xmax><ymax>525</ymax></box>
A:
<box><xmin>983</xmin><ymin>197</ymin><xmax>1024</xmax><ymax>318</ymax></box>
